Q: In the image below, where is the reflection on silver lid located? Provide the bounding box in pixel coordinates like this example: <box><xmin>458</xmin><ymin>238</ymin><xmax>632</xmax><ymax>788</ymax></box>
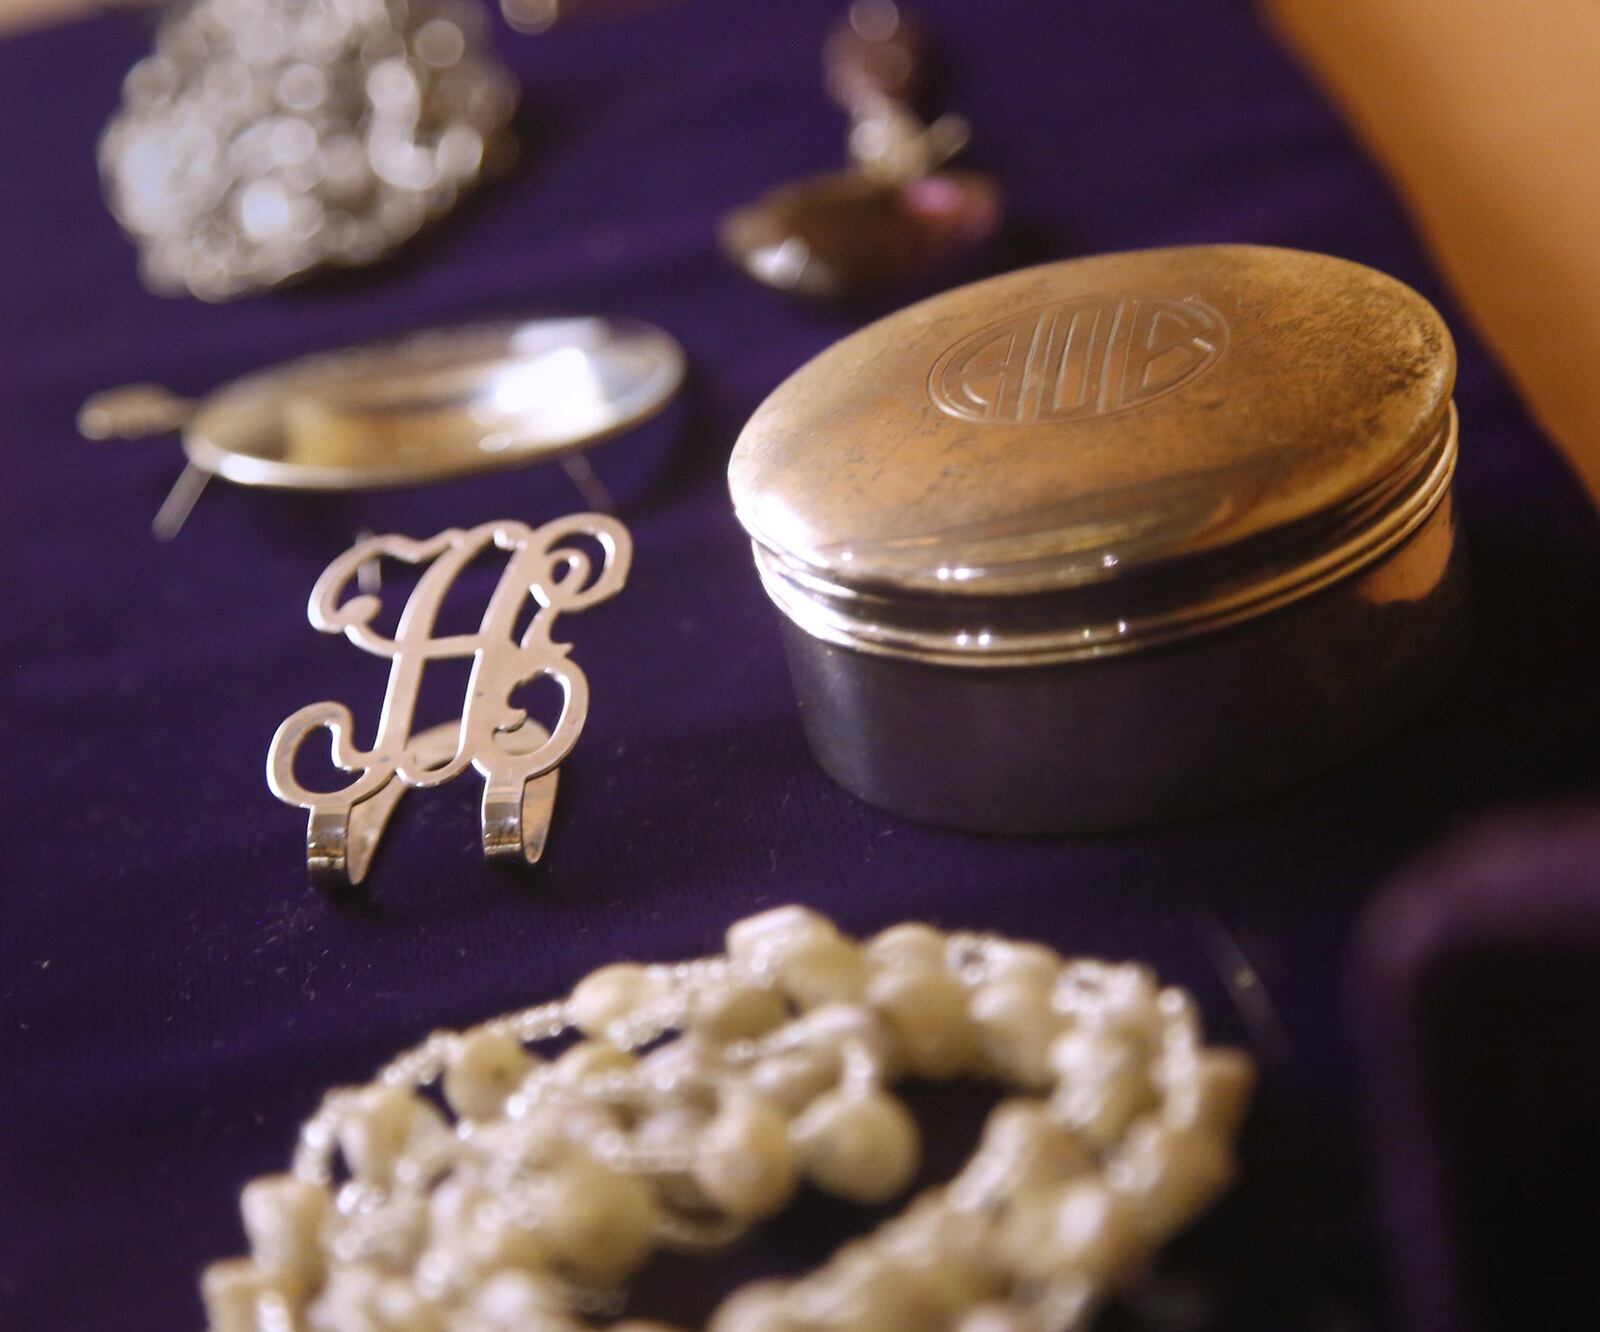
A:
<box><xmin>730</xmin><ymin>244</ymin><xmax>1459</xmax><ymax>664</ymax></box>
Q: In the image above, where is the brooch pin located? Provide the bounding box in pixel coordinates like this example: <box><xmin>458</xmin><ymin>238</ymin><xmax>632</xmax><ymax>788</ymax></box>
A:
<box><xmin>79</xmin><ymin>316</ymin><xmax>685</xmax><ymax>540</ymax></box>
<box><xmin>267</xmin><ymin>514</ymin><xmax>631</xmax><ymax>887</ymax></box>
<box><xmin>720</xmin><ymin>0</ymin><xmax>1003</xmax><ymax>299</ymax></box>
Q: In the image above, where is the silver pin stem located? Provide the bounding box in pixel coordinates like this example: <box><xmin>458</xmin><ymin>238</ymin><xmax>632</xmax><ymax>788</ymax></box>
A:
<box><xmin>559</xmin><ymin>454</ymin><xmax>616</xmax><ymax>513</ymax></box>
<box><xmin>151</xmin><ymin>462</ymin><xmax>212</xmax><ymax>541</ymax></box>
<box><xmin>355</xmin><ymin>530</ymin><xmax>382</xmax><ymax>594</ymax></box>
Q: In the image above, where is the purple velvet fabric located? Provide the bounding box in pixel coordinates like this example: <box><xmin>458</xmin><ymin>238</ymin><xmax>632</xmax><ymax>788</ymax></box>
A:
<box><xmin>1353</xmin><ymin>811</ymin><xmax>1600</xmax><ymax>1332</ymax></box>
<box><xmin>3</xmin><ymin>3</ymin><xmax>1599</xmax><ymax>1330</ymax></box>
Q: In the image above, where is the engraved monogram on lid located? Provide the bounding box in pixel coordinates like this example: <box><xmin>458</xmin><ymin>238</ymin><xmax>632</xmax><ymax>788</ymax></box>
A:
<box><xmin>730</xmin><ymin>245</ymin><xmax>1455</xmax><ymax>602</ymax></box>
<box><xmin>927</xmin><ymin>294</ymin><xmax>1228</xmax><ymax>424</ymax></box>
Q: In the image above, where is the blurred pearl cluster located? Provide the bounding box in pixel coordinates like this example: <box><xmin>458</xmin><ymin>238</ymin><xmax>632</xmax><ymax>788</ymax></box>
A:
<box><xmin>203</xmin><ymin>906</ymin><xmax>1253</xmax><ymax>1332</ymax></box>
<box><xmin>99</xmin><ymin>0</ymin><xmax>518</xmax><ymax>300</ymax></box>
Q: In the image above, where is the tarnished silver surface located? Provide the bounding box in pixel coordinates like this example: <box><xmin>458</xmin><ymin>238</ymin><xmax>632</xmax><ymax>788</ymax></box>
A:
<box><xmin>730</xmin><ymin>245</ymin><xmax>1471</xmax><ymax>831</ymax></box>
<box><xmin>780</xmin><ymin>494</ymin><xmax>1469</xmax><ymax>832</ymax></box>
<box><xmin>99</xmin><ymin>0</ymin><xmax>518</xmax><ymax>299</ymax></box>
<box><xmin>267</xmin><ymin>514</ymin><xmax>631</xmax><ymax>886</ymax></box>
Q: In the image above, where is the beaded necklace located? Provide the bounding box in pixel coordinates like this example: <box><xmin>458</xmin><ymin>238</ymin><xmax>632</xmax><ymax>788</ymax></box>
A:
<box><xmin>204</xmin><ymin>906</ymin><xmax>1253</xmax><ymax>1332</ymax></box>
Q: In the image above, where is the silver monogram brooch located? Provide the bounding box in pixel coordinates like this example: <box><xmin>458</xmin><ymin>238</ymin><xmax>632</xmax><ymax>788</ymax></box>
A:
<box><xmin>267</xmin><ymin>515</ymin><xmax>631</xmax><ymax>887</ymax></box>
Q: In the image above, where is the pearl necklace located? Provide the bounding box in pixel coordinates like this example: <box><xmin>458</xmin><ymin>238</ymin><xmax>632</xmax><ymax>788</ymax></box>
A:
<box><xmin>202</xmin><ymin>907</ymin><xmax>1254</xmax><ymax>1332</ymax></box>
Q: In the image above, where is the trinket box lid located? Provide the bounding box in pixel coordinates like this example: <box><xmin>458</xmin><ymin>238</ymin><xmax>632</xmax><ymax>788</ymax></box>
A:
<box><xmin>729</xmin><ymin>245</ymin><xmax>1455</xmax><ymax>619</ymax></box>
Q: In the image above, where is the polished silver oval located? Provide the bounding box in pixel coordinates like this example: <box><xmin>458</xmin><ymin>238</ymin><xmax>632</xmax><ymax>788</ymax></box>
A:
<box><xmin>184</xmin><ymin>316</ymin><xmax>686</xmax><ymax>490</ymax></box>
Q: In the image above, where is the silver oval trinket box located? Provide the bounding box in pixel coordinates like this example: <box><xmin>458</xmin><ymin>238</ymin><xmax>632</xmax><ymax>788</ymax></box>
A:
<box><xmin>728</xmin><ymin>244</ymin><xmax>1470</xmax><ymax>832</ymax></box>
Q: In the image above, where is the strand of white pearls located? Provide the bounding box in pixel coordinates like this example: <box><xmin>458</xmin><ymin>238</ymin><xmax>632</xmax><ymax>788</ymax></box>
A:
<box><xmin>203</xmin><ymin>907</ymin><xmax>1254</xmax><ymax>1332</ymax></box>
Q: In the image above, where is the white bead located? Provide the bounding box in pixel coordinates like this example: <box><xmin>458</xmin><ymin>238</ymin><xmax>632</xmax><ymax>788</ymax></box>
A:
<box><xmin>478</xmin><ymin>1105</ymin><xmax>590</xmax><ymax>1169</ymax></box>
<box><xmin>1156</xmin><ymin>986</ymin><xmax>1202</xmax><ymax>1045</ymax></box>
<box><xmin>726</xmin><ymin>905</ymin><xmax>837</xmax><ymax>968</ymax></box>
<box><xmin>952</xmin><ymin>1304</ymin><xmax>1040</xmax><ymax>1332</ymax></box>
<box><xmin>979</xmin><ymin>1099</ymin><xmax>1079</xmax><ymax>1159</ymax></box>
<box><xmin>1049</xmin><ymin>1030</ymin><xmax>1154</xmax><ymax>1149</ymax></box>
<box><xmin>411</xmin><ymin>1244</ymin><xmax>473</xmax><ymax>1305</ymax></box>
<box><xmin>638</xmin><ymin>1035</ymin><xmax>723</xmax><ymax>1099</ymax></box>
<box><xmin>877</xmin><ymin>1203</ymin><xmax>1008</xmax><ymax>1308</ymax></box>
<box><xmin>306</xmin><ymin>1263</ymin><xmax>384</xmax><ymax>1332</ymax></box>
<box><xmin>984</xmin><ymin>941</ymin><xmax>1060</xmax><ymax>990</ymax></box>
<box><xmin>793</xmin><ymin>1089</ymin><xmax>919</xmax><ymax>1203</ymax></box>
<box><xmin>692</xmin><ymin>981</ymin><xmax>788</xmax><ymax>1042</ymax></box>
<box><xmin>865</xmin><ymin>923</ymin><xmax>947</xmax><ymax>971</ymax></box>
<box><xmin>694</xmin><ymin>1098</ymin><xmax>798</xmax><ymax>1220</ymax></box>
<box><xmin>358</xmin><ymin>1192</ymin><xmax>429</xmax><ymax>1274</ymax></box>
<box><xmin>240</xmin><ymin>1174</ymin><xmax>329</xmax><ymax>1292</ymax></box>
<box><xmin>570</xmin><ymin>964</ymin><xmax>663</xmax><ymax>1040</ymax></box>
<box><xmin>463</xmin><ymin>1213</ymin><xmax>550</xmax><ymax>1275</ymax></box>
<box><xmin>726</xmin><ymin>907</ymin><xmax>866</xmax><ymax>1008</ymax></box>
<box><xmin>1083</xmin><ymin>966</ymin><xmax>1163</xmax><ymax>1046</ymax></box>
<box><xmin>775</xmin><ymin>934</ymin><xmax>868</xmax><ymax>1010</ymax></box>
<box><xmin>369</xmin><ymin>1279</ymin><xmax>445</xmax><ymax>1332</ymax></box>
<box><xmin>956</xmin><ymin>1100</ymin><xmax>1091</xmax><ymax>1208</ymax></box>
<box><xmin>1058</xmin><ymin>963</ymin><xmax>1161</xmax><ymax>1047</ymax></box>
<box><xmin>1113</xmin><ymin>1118</ymin><xmax>1234</xmax><ymax>1239</ymax></box>
<box><xmin>633</xmin><ymin>1105</ymin><xmax>711</xmax><ymax>1207</ymax></box>
<box><xmin>881</xmin><ymin>1192</ymin><xmax>986</xmax><ymax>1248</ymax></box>
<box><xmin>866</xmin><ymin>964</ymin><xmax>976</xmax><ymax>1080</ymax></box>
<box><xmin>539</xmin><ymin>1154</ymin><xmax>660</xmax><ymax>1285</ymax></box>
<box><xmin>311</xmin><ymin>1265</ymin><xmax>442</xmax><ymax>1332</ymax></box>
<box><xmin>200</xmin><ymin>1258</ymin><xmax>276</xmax><ymax>1332</ymax></box>
<box><xmin>444</xmin><ymin>1030</ymin><xmax>535</xmax><ymax>1121</ymax></box>
<box><xmin>551</xmin><ymin>1039</ymin><xmax>635</xmax><ymax>1085</ymax></box>
<box><xmin>747</xmin><ymin>1048</ymin><xmax>836</xmax><ymax>1113</ymax></box>
<box><xmin>969</xmin><ymin>978</ymin><xmax>1060</xmax><ymax>1089</ymax></box>
<box><xmin>336</xmin><ymin>1086</ymin><xmax>446</xmax><ymax>1186</ymax></box>
<box><xmin>467</xmin><ymin>1269</ymin><xmax>576</xmax><ymax>1330</ymax></box>
<box><xmin>1001</xmin><ymin>1178</ymin><xmax>1141</xmax><ymax>1284</ymax></box>
<box><xmin>633</xmin><ymin>1103</ymin><xmax>707</xmax><ymax>1165</ymax></box>
<box><xmin>427</xmin><ymin>1170</ymin><xmax>486</xmax><ymax>1244</ymax></box>
<box><xmin>793</xmin><ymin>1248</ymin><xmax>936</xmax><ymax>1332</ymax></box>
<box><xmin>793</xmin><ymin>1003</ymin><xmax>902</xmax><ymax>1078</ymax></box>
<box><xmin>898</xmin><ymin>1252</ymin><xmax>1008</xmax><ymax>1314</ymax></box>
<box><xmin>1160</xmin><ymin>1047</ymin><xmax>1254</xmax><ymax>1138</ymax></box>
<box><xmin>707</xmin><ymin>1279</ymin><xmax>798</xmax><ymax>1332</ymax></box>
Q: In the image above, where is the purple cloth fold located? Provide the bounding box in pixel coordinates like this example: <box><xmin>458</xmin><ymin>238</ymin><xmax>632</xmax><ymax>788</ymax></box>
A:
<box><xmin>2</xmin><ymin>2</ymin><xmax>1599</xmax><ymax>1329</ymax></box>
<box><xmin>1354</xmin><ymin>808</ymin><xmax>1600</xmax><ymax>1332</ymax></box>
